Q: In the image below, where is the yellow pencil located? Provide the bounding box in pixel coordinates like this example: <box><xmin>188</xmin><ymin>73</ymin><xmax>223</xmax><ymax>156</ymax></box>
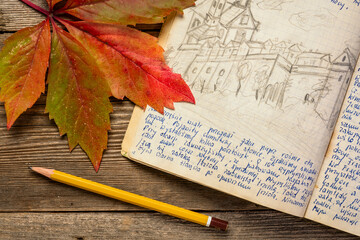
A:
<box><xmin>30</xmin><ymin>167</ymin><xmax>228</xmax><ymax>231</ymax></box>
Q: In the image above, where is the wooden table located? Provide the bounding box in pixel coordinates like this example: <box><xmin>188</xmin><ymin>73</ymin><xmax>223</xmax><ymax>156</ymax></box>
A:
<box><xmin>0</xmin><ymin>1</ymin><xmax>359</xmax><ymax>239</ymax></box>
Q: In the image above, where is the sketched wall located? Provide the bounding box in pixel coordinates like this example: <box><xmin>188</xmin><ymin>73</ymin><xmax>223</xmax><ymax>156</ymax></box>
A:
<box><xmin>315</xmin><ymin>49</ymin><xmax>356</xmax><ymax>128</ymax></box>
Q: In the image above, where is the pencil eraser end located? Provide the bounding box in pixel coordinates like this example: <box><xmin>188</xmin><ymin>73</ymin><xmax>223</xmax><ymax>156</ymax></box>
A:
<box><xmin>210</xmin><ymin>217</ymin><xmax>228</xmax><ymax>231</ymax></box>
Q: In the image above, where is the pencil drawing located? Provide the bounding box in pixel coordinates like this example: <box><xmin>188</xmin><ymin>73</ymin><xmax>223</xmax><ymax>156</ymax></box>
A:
<box><xmin>167</xmin><ymin>0</ymin><xmax>356</xmax><ymax>130</ymax></box>
<box><xmin>256</xmin><ymin>0</ymin><xmax>294</xmax><ymax>10</ymax></box>
<box><xmin>289</xmin><ymin>9</ymin><xmax>336</xmax><ymax>32</ymax></box>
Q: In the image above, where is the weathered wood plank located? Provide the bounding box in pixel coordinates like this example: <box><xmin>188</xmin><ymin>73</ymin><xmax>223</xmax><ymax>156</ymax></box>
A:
<box><xmin>0</xmin><ymin>98</ymin><xmax>134</xmax><ymax>127</ymax></box>
<box><xmin>0</xmin><ymin>1</ymin><xmax>162</xmax><ymax>32</ymax></box>
<box><xmin>0</xmin><ymin>29</ymin><xmax>258</xmax><ymax>214</ymax></box>
<box><xmin>1</xmin><ymin>3</ymin><xmax>358</xmax><ymax>238</ymax></box>
<box><xmin>0</xmin><ymin>0</ymin><xmax>47</xmax><ymax>31</ymax></box>
<box><xmin>0</xmin><ymin>211</ymin><xmax>357</xmax><ymax>239</ymax></box>
<box><xmin>0</xmin><ymin>123</ymin><xmax>258</xmax><ymax>212</ymax></box>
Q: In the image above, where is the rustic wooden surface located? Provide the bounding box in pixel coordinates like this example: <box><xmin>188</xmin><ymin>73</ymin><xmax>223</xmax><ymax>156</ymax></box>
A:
<box><xmin>0</xmin><ymin>1</ymin><xmax>359</xmax><ymax>239</ymax></box>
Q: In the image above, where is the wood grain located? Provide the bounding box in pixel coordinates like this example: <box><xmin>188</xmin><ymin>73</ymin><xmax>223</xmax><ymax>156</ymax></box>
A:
<box><xmin>0</xmin><ymin>122</ymin><xmax>259</xmax><ymax>212</ymax></box>
<box><xmin>0</xmin><ymin>211</ymin><xmax>357</xmax><ymax>240</ymax></box>
<box><xmin>1</xmin><ymin>0</ymin><xmax>47</xmax><ymax>31</ymax></box>
<box><xmin>0</xmin><ymin>0</ymin><xmax>358</xmax><ymax>238</ymax></box>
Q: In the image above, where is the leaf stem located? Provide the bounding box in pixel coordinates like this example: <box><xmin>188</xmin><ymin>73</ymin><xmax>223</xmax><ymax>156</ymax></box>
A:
<box><xmin>52</xmin><ymin>16</ymin><xmax>70</xmax><ymax>29</ymax></box>
<box><xmin>50</xmin><ymin>16</ymin><xmax>58</xmax><ymax>28</ymax></box>
<box><xmin>53</xmin><ymin>15</ymin><xmax>66</xmax><ymax>23</ymax></box>
<box><xmin>20</xmin><ymin>0</ymin><xmax>49</xmax><ymax>16</ymax></box>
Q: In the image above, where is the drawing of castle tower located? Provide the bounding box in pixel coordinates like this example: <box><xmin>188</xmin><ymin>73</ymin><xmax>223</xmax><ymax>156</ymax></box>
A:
<box><xmin>182</xmin><ymin>0</ymin><xmax>258</xmax><ymax>47</ymax></box>
<box><xmin>315</xmin><ymin>48</ymin><xmax>356</xmax><ymax>128</ymax></box>
<box><xmin>184</xmin><ymin>0</ymin><xmax>225</xmax><ymax>45</ymax></box>
<box><xmin>165</xmin><ymin>0</ymin><xmax>358</xmax><ymax>131</ymax></box>
<box><xmin>173</xmin><ymin>0</ymin><xmax>260</xmax><ymax>92</ymax></box>
<box><xmin>208</xmin><ymin>0</ymin><xmax>227</xmax><ymax>24</ymax></box>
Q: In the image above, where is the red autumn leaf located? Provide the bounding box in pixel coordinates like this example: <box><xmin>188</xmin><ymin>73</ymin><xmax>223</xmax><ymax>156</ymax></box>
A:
<box><xmin>46</xmin><ymin>0</ymin><xmax>63</xmax><ymax>10</ymax></box>
<box><xmin>0</xmin><ymin>0</ymin><xmax>195</xmax><ymax>171</ymax></box>
<box><xmin>0</xmin><ymin>19</ymin><xmax>51</xmax><ymax>129</ymax></box>
<box><xmin>46</xmin><ymin>21</ymin><xmax>113</xmax><ymax>172</ymax></box>
<box><xmin>59</xmin><ymin>0</ymin><xmax>196</xmax><ymax>24</ymax></box>
<box><xmin>60</xmin><ymin>20</ymin><xmax>195</xmax><ymax>113</ymax></box>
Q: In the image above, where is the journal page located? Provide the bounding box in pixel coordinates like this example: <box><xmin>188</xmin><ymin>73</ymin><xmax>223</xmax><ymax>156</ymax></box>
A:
<box><xmin>123</xmin><ymin>0</ymin><xmax>360</xmax><ymax>216</ymax></box>
<box><xmin>306</xmin><ymin>58</ymin><xmax>360</xmax><ymax>236</ymax></box>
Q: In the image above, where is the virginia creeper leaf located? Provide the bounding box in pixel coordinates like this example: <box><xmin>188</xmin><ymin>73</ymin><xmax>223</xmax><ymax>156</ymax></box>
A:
<box><xmin>61</xmin><ymin>20</ymin><xmax>195</xmax><ymax>113</ymax></box>
<box><xmin>0</xmin><ymin>0</ymin><xmax>196</xmax><ymax>171</ymax></box>
<box><xmin>46</xmin><ymin>0</ymin><xmax>63</xmax><ymax>10</ymax></box>
<box><xmin>60</xmin><ymin>0</ymin><xmax>196</xmax><ymax>24</ymax></box>
<box><xmin>46</xmin><ymin>22</ymin><xmax>112</xmax><ymax>172</ymax></box>
<box><xmin>0</xmin><ymin>19</ymin><xmax>51</xmax><ymax>129</ymax></box>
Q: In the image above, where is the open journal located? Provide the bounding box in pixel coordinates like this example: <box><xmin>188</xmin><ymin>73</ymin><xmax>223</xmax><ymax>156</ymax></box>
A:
<box><xmin>122</xmin><ymin>0</ymin><xmax>360</xmax><ymax>236</ymax></box>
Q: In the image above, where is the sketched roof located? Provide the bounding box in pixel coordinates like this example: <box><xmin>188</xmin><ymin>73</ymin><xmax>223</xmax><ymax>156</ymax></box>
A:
<box><xmin>190</xmin><ymin>0</ymin><xmax>213</xmax><ymax>19</ymax></box>
<box><xmin>212</xmin><ymin>40</ymin><xmax>222</xmax><ymax>48</ymax></box>
<box><xmin>188</xmin><ymin>23</ymin><xmax>221</xmax><ymax>40</ymax></box>
<box><xmin>226</xmin><ymin>40</ymin><xmax>242</xmax><ymax>47</ymax></box>
<box><xmin>247</xmin><ymin>41</ymin><xmax>264</xmax><ymax>48</ymax></box>
<box><xmin>220</xmin><ymin>7</ymin><xmax>259</xmax><ymax>29</ymax></box>
<box><xmin>333</xmin><ymin>48</ymin><xmax>357</xmax><ymax>69</ymax></box>
<box><xmin>288</xmin><ymin>44</ymin><xmax>302</xmax><ymax>52</ymax></box>
<box><xmin>275</xmin><ymin>41</ymin><xmax>287</xmax><ymax>48</ymax></box>
<box><xmin>224</xmin><ymin>1</ymin><xmax>234</xmax><ymax>10</ymax></box>
<box><xmin>192</xmin><ymin>0</ymin><xmax>250</xmax><ymax>19</ymax></box>
<box><xmin>200</xmin><ymin>25</ymin><xmax>222</xmax><ymax>40</ymax></box>
<box><xmin>264</xmin><ymin>39</ymin><xmax>273</xmax><ymax>47</ymax></box>
<box><xmin>187</xmin><ymin>0</ymin><xmax>258</xmax><ymax>42</ymax></box>
<box><xmin>297</xmin><ymin>52</ymin><xmax>331</xmax><ymax>62</ymax></box>
<box><xmin>219</xmin><ymin>4</ymin><xmax>246</xmax><ymax>25</ymax></box>
<box><xmin>200</xmin><ymin>41</ymin><xmax>213</xmax><ymax>49</ymax></box>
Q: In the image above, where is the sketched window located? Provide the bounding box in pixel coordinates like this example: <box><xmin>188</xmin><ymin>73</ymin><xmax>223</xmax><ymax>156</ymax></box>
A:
<box><xmin>192</xmin><ymin>18</ymin><xmax>201</xmax><ymax>28</ymax></box>
<box><xmin>342</xmin><ymin>55</ymin><xmax>347</xmax><ymax>62</ymax></box>
<box><xmin>234</xmin><ymin>0</ymin><xmax>246</xmax><ymax>7</ymax></box>
<box><xmin>206</xmin><ymin>67</ymin><xmax>212</xmax><ymax>73</ymax></box>
<box><xmin>219</xmin><ymin>3</ymin><xmax>223</xmax><ymax>9</ymax></box>
<box><xmin>338</xmin><ymin>75</ymin><xmax>343</xmax><ymax>82</ymax></box>
<box><xmin>192</xmin><ymin>67</ymin><xmax>198</xmax><ymax>74</ymax></box>
<box><xmin>219</xmin><ymin>29</ymin><xmax>225</xmax><ymax>38</ymax></box>
<box><xmin>240</xmin><ymin>15</ymin><xmax>249</xmax><ymax>25</ymax></box>
<box><xmin>213</xmin><ymin>1</ymin><xmax>217</xmax><ymax>7</ymax></box>
<box><xmin>235</xmin><ymin>30</ymin><xmax>246</xmax><ymax>41</ymax></box>
<box><xmin>219</xmin><ymin>69</ymin><xmax>225</xmax><ymax>76</ymax></box>
<box><xmin>187</xmin><ymin>36</ymin><xmax>197</xmax><ymax>44</ymax></box>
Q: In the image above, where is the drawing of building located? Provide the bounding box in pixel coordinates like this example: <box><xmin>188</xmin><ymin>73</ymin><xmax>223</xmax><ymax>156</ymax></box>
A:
<box><xmin>168</xmin><ymin>0</ymin><xmax>355</xmax><ymax>128</ymax></box>
<box><xmin>293</xmin><ymin>52</ymin><xmax>331</xmax><ymax>73</ymax></box>
<box><xmin>182</xmin><ymin>0</ymin><xmax>259</xmax><ymax>47</ymax></box>
<box><xmin>286</xmin><ymin>44</ymin><xmax>303</xmax><ymax>64</ymax></box>
<box><xmin>315</xmin><ymin>48</ymin><xmax>356</xmax><ymax>128</ymax></box>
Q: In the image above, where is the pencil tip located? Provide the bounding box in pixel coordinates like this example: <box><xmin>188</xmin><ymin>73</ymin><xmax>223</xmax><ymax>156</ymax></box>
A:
<box><xmin>30</xmin><ymin>167</ymin><xmax>54</xmax><ymax>178</ymax></box>
<box><xmin>28</xmin><ymin>166</ymin><xmax>33</xmax><ymax>170</ymax></box>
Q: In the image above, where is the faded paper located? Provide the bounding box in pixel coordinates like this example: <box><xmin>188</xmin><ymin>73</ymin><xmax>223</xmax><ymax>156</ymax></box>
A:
<box><xmin>123</xmin><ymin>0</ymin><xmax>360</xmax><ymax>217</ymax></box>
<box><xmin>306</xmin><ymin>59</ymin><xmax>360</xmax><ymax>236</ymax></box>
